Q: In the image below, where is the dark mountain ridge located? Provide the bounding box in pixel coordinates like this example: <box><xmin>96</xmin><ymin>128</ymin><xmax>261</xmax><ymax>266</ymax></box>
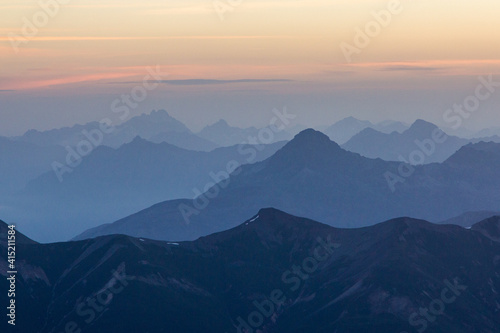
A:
<box><xmin>2</xmin><ymin>209</ymin><xmax>499</xmax><ymax>332</ymax></box>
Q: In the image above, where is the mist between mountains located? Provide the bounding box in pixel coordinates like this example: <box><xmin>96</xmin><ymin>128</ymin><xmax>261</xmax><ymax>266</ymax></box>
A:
<box><xmin>178</xmin><ymin>107</ymin><xmax>296</xmax><ymax>225</ymax></box>
<box><xmin>384</xmin><ymin>74</ymin><xmax>500</xmax><ymax>193</ymax></box>
<box><xmin>50</xmin><ymin>65</ymin><xmax>169</xmax><ymax>183</ymax></box>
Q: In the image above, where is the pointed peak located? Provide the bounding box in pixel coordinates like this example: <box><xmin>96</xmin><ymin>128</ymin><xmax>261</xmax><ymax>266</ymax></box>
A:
<box><xmin>292</xmin><ymin>128</ymin><xmax>333</xmax><ymax>144</ymax></box>
<box><xmin>267</xmin><ymin>129</ymin><xmax>346</xmax><ymax>169</ymax></box>
<box><xmin>408</xmin><ymin>119</ymin><xmax>439</xmax><ymax>131</ymax></box>
<box><xmin>147</xmin><ymin>109</ymin><xmax>175</xmax><ymax>120</ymax></box>
<box><xmin>152</xmin><ymin>108</ymin><xmax>171</xmax><ymax>116</ymax></box>
<box><xmin>213</xmin><ymin>119</ymin><xmax>230</xmax><ymax>127</ymax></box>
<box><xmin>337</xmin><ymin>116</ymin><xmax>371</xmax><ymax>125</ymax></box>
<box><xmin>130</xmin><ymin>135</ymin><xmax>148</xmax><ymax>143</ymax></box>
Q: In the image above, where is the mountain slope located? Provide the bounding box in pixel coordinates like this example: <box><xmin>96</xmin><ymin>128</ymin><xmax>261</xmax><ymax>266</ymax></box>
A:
<box><xmin>5</xmin><ymin>138</ymin><xmax>286</xmax><ymax>242</ymax></box>
<box><xmin>0</xmin><ymin>136</ymin><xmax>65</xmax><ymax>194</ymax></box>
<box><xmin>2</xmin><ymin>209</ymin><xmax>500</xmax><ymax>333</ymax></box>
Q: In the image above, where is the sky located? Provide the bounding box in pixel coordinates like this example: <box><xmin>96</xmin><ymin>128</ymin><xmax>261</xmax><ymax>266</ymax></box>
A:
<box><xmin>1</xmin><ymin>0</ymin><xmax>499</xmax><ymax>135</ymax></box>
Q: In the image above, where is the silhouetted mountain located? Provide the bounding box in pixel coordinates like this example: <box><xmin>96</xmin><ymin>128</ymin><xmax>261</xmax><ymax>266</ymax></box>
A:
<box><xmin>100</xmin><ymin>109</ymin><xmax>208</xmax><ymax>149</ymax></box>
<box><xmin>439</xmin><ymin>211</ymin><xmax>500</xmax><ymax>228</ymax></box>
<box><xmin>374</xmin><ymin>119</ymin><xmax>409</xmax><ymax>134</ymax></box>
<box><xmin>323</xmin><ymin>117</ymin><xmax>408</xmax><ymax>145</ymax></box>
<box><xmin>148</xmin><ymin>130</ymin><xmax>218</xmax><ymax>151</ymax></box>
<box><xmin>5</xmin><ymin>138</ymin><xmax>286</xmax><ymax>242</ymax></box>
<box><xmin>76</xmin><ymin>129</ymin><xmax>500</xmax><ymax>242</ymax></box>
<box><xmin>14</xmin><ymin>109</ymin><xmax>217</xmax><ymax>152</ymax></box>
<box><xmin>323</xmin><ymin>117</ymin><xmax>373</xmax><ymax>144</ymax></box>
<box><xmin>444</xmin><ymin>141</ymin><xmax>500</xmax><ymax>167</ymax></box>
<box><xmin>472</xmin><ymin>216</ymin><xmax>500</xmax><ymax>242</ymax></box>
<box><xmin>197</xmin><ymin>119</ymin><xmax>291</xmax><ymax>147</ymax></box>
<box><xmin>474</xmin><ymin>126</ymin><xmax>500</xmax><ymax>138</ymax></box>
<box><xmin>17</xmin><ymin>122</ymin><xmax>103</xmax><ymax>147</ymax></box>
<box><xmin>0</xmin><ymin>219</ymin><xmax>37</xmax><ymax>246</ymax></box>
<box><xmin>342</xmin><ymin>119</ymin><xmax>469</xmax><ymax>164</ymax></box>
<box><xmin>3</xmin><ymin>209</ymin><xmax>500</xmax><ymax>332</ymax></box>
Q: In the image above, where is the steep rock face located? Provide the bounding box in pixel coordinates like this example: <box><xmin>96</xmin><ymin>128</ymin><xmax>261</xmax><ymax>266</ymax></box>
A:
<box><xmin>2</xmin><ymin>210</ymin><xmax>500</xmax><ymax>333</ymax></box>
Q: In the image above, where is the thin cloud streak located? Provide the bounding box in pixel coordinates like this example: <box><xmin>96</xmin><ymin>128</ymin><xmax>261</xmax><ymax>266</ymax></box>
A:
<box><xmin>110</xmin><ymin>79</ymin><xmax>293</xmax><ymax>86</ymax></box>
<box><xmin>347</xmin><ymin>59</ymin><xmax>500</xmax><ymax>69</ymax></box>
<box><xmin>2</xmin><ymin>72</ymin><xmax>141</xmax><ymax>91</ymax></box>
<box><xmin>0</xmin><ymin>36</ymin><xmax>298</xmax><ymax>42</ymax></box>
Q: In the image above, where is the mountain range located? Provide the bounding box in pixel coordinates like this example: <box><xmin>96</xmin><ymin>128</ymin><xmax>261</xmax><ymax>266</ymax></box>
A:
<box><xmin>2</xmin><ymin>209</ymin><xmax>499</xmax><ymax>333</ymax></box>
<box><xmin>3</xmin><ymin>138</ymin><xmax>285</xmax><ymax>242</ymax></box>
<box><xmin>15</xmin><ymin>109</ymin><xmax>219</xmax><ymax>152</ymax></box>
<box><xmin>323</xmin><ymin>117</ymin><xmax>409</xmax><ymax>144</ymax></box>
<box><xmin>75</xmin><ymin>129</ymin><xmax>500</xmax><ymax>242</ymax></box>
<box><xmin>197</xmin><ymin>119</ymin><xmax>293</xmax><ymax>147</ymax></box>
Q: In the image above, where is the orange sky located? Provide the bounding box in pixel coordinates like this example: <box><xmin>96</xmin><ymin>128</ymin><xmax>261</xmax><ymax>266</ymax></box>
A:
<box><xmin>0</xmin><ymin>0</ymin><xmax>499</xmax><ymax>134</ymax></box>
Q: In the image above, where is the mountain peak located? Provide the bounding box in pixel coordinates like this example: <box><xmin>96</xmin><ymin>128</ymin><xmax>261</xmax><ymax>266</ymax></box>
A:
<box><xmin>337</xmin><ymin>116</ymin><xmax>371</xmax><ymax>126</ymax></box>
<box><xmin>406</xmin><ymin>119</ymin><xmax>439</xmax><ymax>134</ymax></box>
<box><xmin>292</xmin><ymin>128</ymin><xmax>336</xmax><ymax>145</ymax></box>
<box><xmin>137</xmin><ymin>109</ymin><xmax>172</xmax><ymax>121</ymax></box>
<box><xmin>266</xmin><ymin>129</ymin><xmax>347</xmax><ymax>170</ymax></box>
<box><xmin>211</xmin><ymin>119</ymin><xmax>230</xmax><ymax>128</ymax></box>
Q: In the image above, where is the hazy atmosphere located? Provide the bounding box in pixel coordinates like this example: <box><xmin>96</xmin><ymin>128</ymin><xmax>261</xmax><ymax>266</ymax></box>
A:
<box><xmin>1</xmin><ymin>1</ymin><xmax>499</xmax><ymax>333</ymax></box>
<box><xmin>1</xmin><ymin>0</ymin><xmax>500</xmax><ymax>135</ymax></box>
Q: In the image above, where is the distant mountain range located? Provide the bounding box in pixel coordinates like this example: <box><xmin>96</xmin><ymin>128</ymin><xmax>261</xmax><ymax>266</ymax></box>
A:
<box><xmin>3</xmin><ymin>138</ymin><xmax>285</xmax><ymax>242</ymax></box>
<box><xmin>3</xmin><ymin>112</ymin><xmax>500</xmax><ymax>244</ymax></box>
<box><xmin>342</xmin><ymin>119</ymin><xmax>500</xmax><ymax>164</ymax></box>
<box><xmin>439</xmin><ymin>211</ymin><xmax>500</xmax><ymax>228</ymax></box>
<box><xmin>75</xmin><ymin>129</ymin><xmax>500</xmax><ymax>242</ymax></box>
<box><xmin>14</xmin><ymin>109</ymin><xmax>219</xmax><ymax>152</ymax></box>
<box><xmin>323</xmin><ymin>117</ymin><xmax>409</xmax><ymax>144</ymax></box>
<box><xmin>2</xmin><ymin>209</ymin><xmax>499</xmax><ymax>332</ymax></box>
<box><xmin>197</xmin><ymin>119</ymin><xmax>293</xmax><ymax>147</ymax></box>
